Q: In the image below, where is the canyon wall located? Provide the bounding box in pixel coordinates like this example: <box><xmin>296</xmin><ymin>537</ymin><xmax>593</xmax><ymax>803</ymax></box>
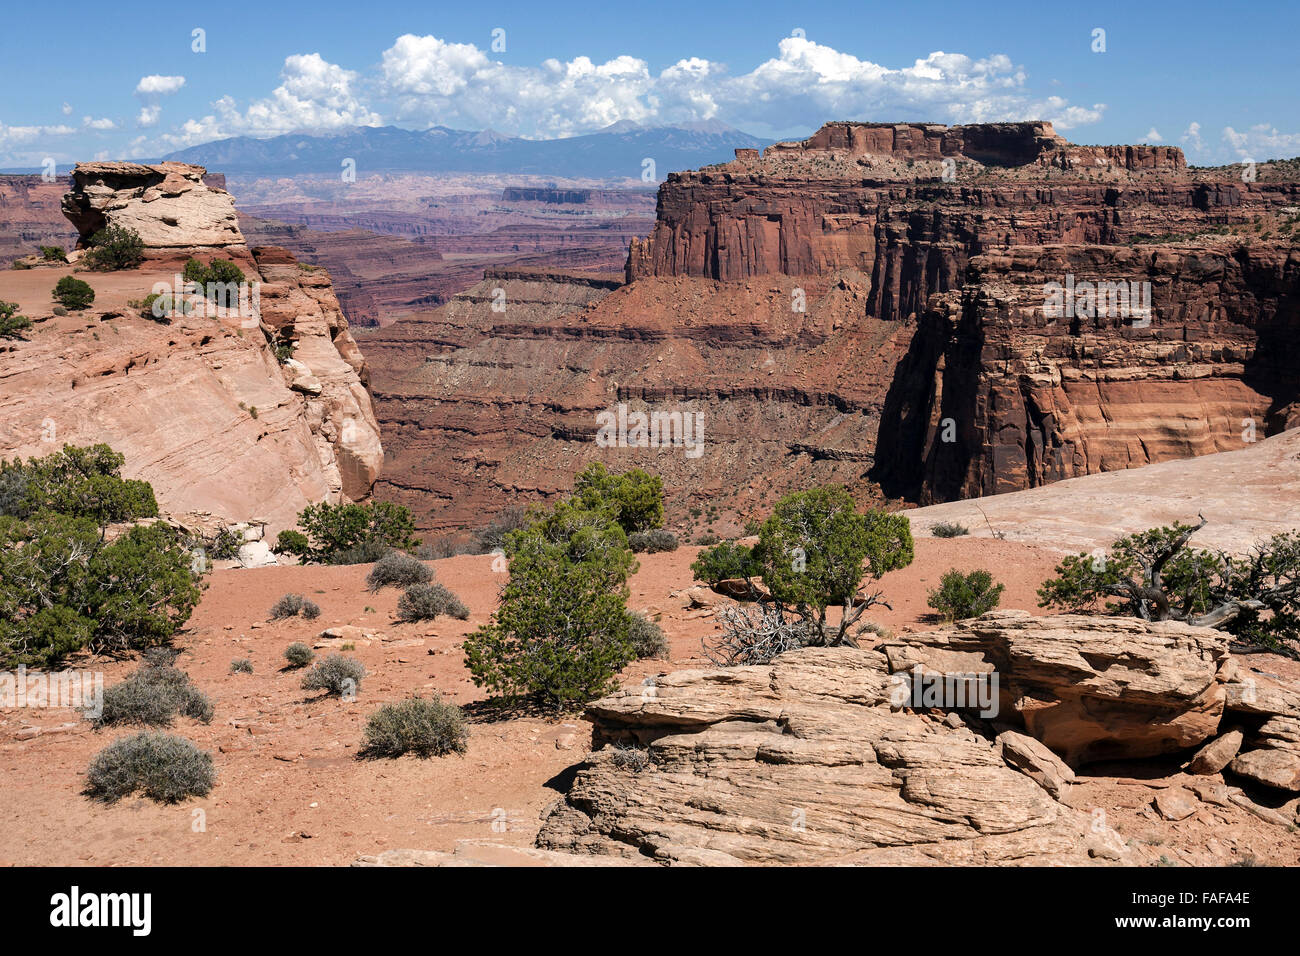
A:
<box><xmin>622</xmin><ymin>122</ymin><xmax>1300</xmax><ymax>504</ymax></box>
<box><xmin>356</xmin><ymin>122</ymin><xmax>1300</xmax><ymax>530</ymax></box>
<box><xmin>0</xmin><ymin>162</ymin><xmax>383</xmax><ymax>533</ymax></box>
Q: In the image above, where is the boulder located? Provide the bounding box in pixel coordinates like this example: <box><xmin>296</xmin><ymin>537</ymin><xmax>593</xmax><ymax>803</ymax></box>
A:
<box><xmin>537</xmin><ymin>646</ymin><xmax>1146</xmax><ymax>866</ymax></box>
<box><xmin>1188</xmin><ymin>730</ymin><xmax>1244</xmax><ymax>775</ymax></box>
<box><xmin>61</xmin><ymin>162</ymin><xmax>243</xmax><ymax>249</ymax></box>
<box><xmin>235</xmin><ymin>540</ymin><xmax>278</xmax><ymax>569</ymax></box>
<box><xmin>884</xmin><ymin>611</ymin><xmax>1231</xmax><ymax>765</ymax></box>
<box><xmin>1228</xmin><ymin>717</ymin><xmax>1300</xmax><ymax>792</ymax></box>
<box><xmin>1153</xmin><ymin>787</ymin><xmax>1200</xmax><ymax>822</ymax></box>
<box><xmin>997</xmin><ymin>730</ymin><xmax>1075</xmax><ymax>797</ymax></box>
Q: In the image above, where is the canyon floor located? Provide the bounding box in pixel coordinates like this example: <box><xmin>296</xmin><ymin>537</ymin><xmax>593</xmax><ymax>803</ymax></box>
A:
<box><xmin>2</xmin><ymin>529</ymin><xmax>1298</xmax><ymax>866</ymax></box>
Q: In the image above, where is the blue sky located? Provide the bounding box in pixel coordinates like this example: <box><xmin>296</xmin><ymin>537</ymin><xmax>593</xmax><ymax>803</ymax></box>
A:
<box><xmin>1</xmin><ymin>0</ymin><xmax>1296</xmax><ymax>168</ymax></box>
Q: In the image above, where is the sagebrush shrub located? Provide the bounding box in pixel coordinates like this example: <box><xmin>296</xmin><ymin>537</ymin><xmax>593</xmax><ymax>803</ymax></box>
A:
<box><xmin>927</xmin><ymin>569</ymin><xmax>1005</xmax><ymax>622</ymax></box>
<box><xmin>301</xmin><ymin>654</ymin><xmax>365</xmax><ymax>697</ymax></box>
<box><xmin>84</xmin><ymin>731</ymin><xmax>215</xmax><ymax>803</ymax></box>
<box><xmin>365</xmin><ymin>552</ymin><xmax>432</xmax><ymax>591</ymax></box>
<box><xmin>360</xmin><ymin>697</ymin><xmax>468</xmax><ymax>758</ymax></box>
<box><xmin>625</xmin><ymin>610</ymin><xmax>668</xmax><ymax>659</ymax></box>
<box><xmin>931</xmin><ymin>521</ymin><xmax>970</xmax><ymax>538</ymax></box>
<box><xmin>229</xmin><ymin>658</ymin><xmax>253</xmax><ymax>674</ymax></box>
<box><xmin>269</xmin><ymin>593</ymin><xmax>304</xmax><ymax>620</ymax></box>
<box><xmin>301</xmin><ymin>599</ymin><xmax>321</xmax><ymax>620</ymax></box>
<box><xmin>93</xmin><ymin>663</ymin><xmax>213</xmax><ymax>727</ymax></box>
<box><xmin>627</xmin><ymin>529</ymin><xmax>678</xmax><ymax>553</ymax></box>
<box><xmin>396</xmin><ymin>582</ymin><xmax>469</xmax><ymax>622</ymax></box>
<box><xmin>284</xmin><ymin>642</ymin><xmax>314</xmax><ymax>668</ymax></box>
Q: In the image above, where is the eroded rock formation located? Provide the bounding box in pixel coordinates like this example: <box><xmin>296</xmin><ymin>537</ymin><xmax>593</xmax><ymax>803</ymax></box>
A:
<box><xmin>885</xmin><ymin>610</ymin><xmax>1231</xmax><ymax>764</ymax></box>
<box><xmin>536</xmin><ymin>640</ymin><xmax>1148</xmax><ymax>865</ymax></box>
<box><xmin>0</xmin><ymin>162</ymin><xmax>382</xmax><ymax>533</ymax></box>
<box><xmin>62</xmin><ymin>161</ymin><xmax>244</xmax><ymax>251</ymax></box>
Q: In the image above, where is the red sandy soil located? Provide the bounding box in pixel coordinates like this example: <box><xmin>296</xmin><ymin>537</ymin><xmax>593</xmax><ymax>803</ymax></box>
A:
<box><xmin>1</xmin><ymin>538</ymin><xmax>1296</xmax><ymax>866</ymax></box>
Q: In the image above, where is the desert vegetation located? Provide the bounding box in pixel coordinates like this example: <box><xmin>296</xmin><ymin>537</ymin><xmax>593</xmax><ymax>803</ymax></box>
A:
<box><xmin>696</xmin><ymin>485</ymin><xmax>914</xmax><ymax>665</ymax></box>
<box><xmin>395</xmin><ymin>581</ymin><xmax>469</xmax><ymax>622</ymax></box>
<box><xmin>301</xmin><ymin>654</ymin><xmax>366</xmax><ymax>697</ymax></box>
<box><xmin>359</xmin><ymin>697</ymin><xmax>468</xmax><ymax>759</ymax></box>
<box><xmin>927</xmin><ymin>568</ymin><xmax>1005</xmax><ymax>621</ymax></box>
<box><xmin>52</xmin><ymin>275</ymin><xmax>94</xmax><ymax>310</ymax></box>
<box><xmin>0</xmin><ymin>445</ymin><xmax>201</xmax><ymax>667</ymax></box>
<box><xmin>93</xmin><ymin>661</ymin><xmax>214</xmax><ymax>728</ymax></box>
<box><xmin>0</xmin><ymin>299</ymin><xmax>32</xmax><ymax>338</ymax></box>
<box><xmin>269</xmin><ymin>593</ymin><xmax>320</xmax><ymax>620</ymax></box>
<box><xmin>84</xmin><ymin>731</ymin><xmax>215</xmax><ymax>804</ymax></box>
<box><xmin>85</xmin><ymin>225</ymin><xmax>145</xmax><ymax>271</ymax></box>
<box><xmin>283</xmin><ymin>642</ymin><xmax>315</xmax><ymax>668</ymax></box>
<box><xmin>274</xmin><ymin>500</ymin><xmax>420</xmax><ymax>565</ymax></box>
<box><xmin>1037</xmin><ymin>517</ymin><xmax>1300</xmax><ymax>649</ymax></box>
<box><xmin>365</xmin><ymin>551</ymin><xmax>432</xmax><ymax>591</ymax></box>
<box><xmin>462</xmin><ymin>466</ymin><xmax>656</xmax><ymax>709</ymax></box>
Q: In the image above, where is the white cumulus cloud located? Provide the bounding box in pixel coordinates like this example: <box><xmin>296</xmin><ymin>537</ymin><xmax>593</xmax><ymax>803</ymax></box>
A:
<box><xmin>1222</xmin><ymin>123</ymin><xmax>1300</xmax><ymax>161</ymax></box>
<box><xmin>135</xmin><ymin>75</ymin><xmax>186</xmax><ymax>96</ymax></box>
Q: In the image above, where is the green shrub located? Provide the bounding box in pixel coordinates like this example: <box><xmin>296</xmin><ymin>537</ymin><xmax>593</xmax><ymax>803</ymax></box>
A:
<box><xmin>53</xmin><ymin>276</ymin><xmax>94</xmax><ymax>311</ymax></box>
<box><xmin>39</xmin><ymin>245</ymin><xmax>67</xmax><ymax>262</ymax></box>
<box><xmin>93</xmin><ymin>663</ymin><xmax>213</xmax><ymax>727</ymax></box>
<box><xmin>463</xmin><ymin>495</ymin><xmax>637</xmax><ymax>709</ymax></box>
<box><xmin>84</xmin><ymin>731</ymin><xmax>215</xmax><ymax>803</ymax></box>
<box><xmin>927</xmin><ymin>569</ymin><xmax>1005</xmax><ymax>622</ymax></box>
<box><xmin>691</xmin><ymin>540</ymin><xmax>761</xmax><ymax>587</ymax></box>
<box><xmin>273</xmin><ymin>529</ymin><xmax>310</xmax><ymax>557</ymax></box>
<box><xmin>184</xmin><ymin>257</ymin><xmax>246</xmax><ymax>305</ymax></box>
<box><xmin>284</xmin><ymin>642</ymin><xmax>315</xmax><ymax>668</ymax></box>
<box><xmin>365</xmin><ymin>551</ymin><xmax>432</xmax><ymax>591</ymax></box>
<box><xmin>359</xmin><ymin>697</ymin><xmax>468</xmax><ymax>758</ymax></box>
<box><xmin>931</xmin><ymin>521</ymin><xmax>969</xmax><ymax>538</ymax></box>
<box><xmin>208</xmin><ymin>526</ymin><xmax>243</xmax><ymax>561</ymax></box>
<box><xmin>287</xmin><ymin>500</ymin><xmax>419</xmax><ymax>564</ymax></box>
<box><xmin>628</xmin><ymin>528</ymin><xmax>678</xmax><ymax>553</ymax></box>
<box><xmin>301</xmin><ymin>599</ymin><xmax>321</xmax><ymax>620</ymax></box>
<box><xmin>229</xmin><ymin>658</ymin><xmax>253</xmax><ymax>674</ymax></box>
<box><xmin>85</xmin><ymin>225</ymin><xmax>144</xmax><ymax>271</ymax></box>
<box><xmin>51</xmin><ymin>305</ymin><xmax>67</xmax><ymax>316</ymax></box>
<box><xmin>0</xmin><ymin>445</ymin><xmax>196</xmax><ymax>667</ymax></box>
<box><xmin>301</xmin><ymin>654</ymin><xmax>365</xmax><ymax>697</ymax></box>
<box><xmin>571</xmin><ymin>463</ymin><xmax>664</xmax><ymax>533</ymax></box>
<box><xmin>626</xmin><ymin>610</ymin><xmax>668</xmax><ymax>659</ymax></box>
<box><xmin>0</xmin><ymin>300</ymin><xmax>33</xmax><ymax>339</ymax></box>
<box><xmin>396</xmin><ymin>582</ymin><xmax>469</xmax><ymax>622</ymax></box>
<box><xmin>140</xmin><ymin>292</ymin><xmax>190</xmax><ymax>321</ymax></box>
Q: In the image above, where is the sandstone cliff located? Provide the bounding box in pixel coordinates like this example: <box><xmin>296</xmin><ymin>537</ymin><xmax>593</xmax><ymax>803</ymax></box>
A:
<box><xmin>365</xmin><ymin>122</ymin><xmax>1300</xmax><ymax>530</ymax></box>
<box><xmin>0</xmin><ymin>161</ymin><xmax>383</xmax><ymax>534</ymax></box>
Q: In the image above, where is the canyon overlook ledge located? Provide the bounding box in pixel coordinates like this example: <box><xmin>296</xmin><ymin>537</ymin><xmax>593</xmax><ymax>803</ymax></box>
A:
<box><xmin>0</xmin><ymin>161</ymin><xmax>384</xmax><ymax>534</ymax></box>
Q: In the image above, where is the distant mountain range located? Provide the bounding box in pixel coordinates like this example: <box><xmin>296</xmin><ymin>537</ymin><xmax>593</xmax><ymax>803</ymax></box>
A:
<box><xmin>161</xmin><ymin>122</ymin><xmax>769</xmax><ymax>179</ymax></box>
